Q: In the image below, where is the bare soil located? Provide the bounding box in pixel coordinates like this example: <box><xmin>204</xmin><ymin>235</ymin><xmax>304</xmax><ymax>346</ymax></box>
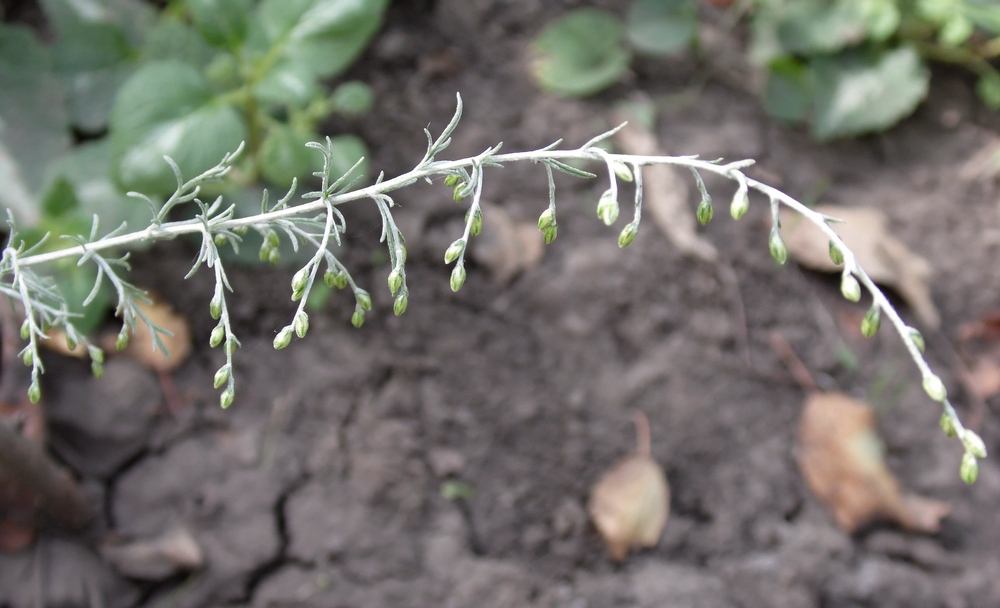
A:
<box><xmin>4</xmin><ymin>1</ymin><xmax>1000</xmax><ymax>607</ymax></box>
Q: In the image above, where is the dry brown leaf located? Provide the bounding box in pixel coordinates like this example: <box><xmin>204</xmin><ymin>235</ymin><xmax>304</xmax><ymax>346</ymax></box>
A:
<box><xmin>113</xmin><ymin>295</ymin><xmax>192</xmax><ymax>373</ymax></box>
<box><xmin>798</xmin><ymin>392</ymin><xmax>949</xmax><ymax>533</ymax></box>
<box><xmin>40</xmin><ymin>329</ymin><xmax>89</xmax><ymax>358</ymax></box>
<box><xmin>956</xmin><ymin>310</ymin><xmax>1000</xmax><ymax>400</ymax></box>
<box><xmin>588</xmin><ymin>413</ymin><xmax>670</xmax><ymax>562</ymax></box>
<box><xmin>780</xmin><ymin>205</ymin><xmax>939</xmax><ymax>328</ymax></box>
<box><xmin>469</xmin><ymin>201</ymin><xmax>544</xmax><ymax>285</ymax></box>
<box><xmin>101</xmin><ymin>523</ymin><xmax>204</xmax><ymax>580</ymax></box>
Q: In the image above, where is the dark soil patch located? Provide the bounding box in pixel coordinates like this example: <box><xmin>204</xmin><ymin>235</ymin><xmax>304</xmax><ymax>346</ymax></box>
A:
<box><xmin>4</xmin><ymin>1</ymin><xmax>1000</xmax><ymax>607</ymax></box>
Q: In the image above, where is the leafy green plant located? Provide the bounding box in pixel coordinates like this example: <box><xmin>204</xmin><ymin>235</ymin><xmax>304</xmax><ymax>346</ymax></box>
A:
<box><xmin>0</xmin><ymin>0</ymin><xmax>386</xmax><ymax>331</ymax></box>
<box><xmin>530</xmin><ymin>0</ymin><xmax>1000</xmax><ymax>139</ymax></box>
<box><xmin>1</xmin><ymin>94</ymin><xmax>986</xmax><ymax>482</ymax></box>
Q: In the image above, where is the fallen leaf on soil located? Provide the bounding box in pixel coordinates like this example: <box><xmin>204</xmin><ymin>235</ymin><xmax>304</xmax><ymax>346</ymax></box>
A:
<box><xmin>589</xmin><ymin>412</ymin><xmax>670</xmax><ymax>562</ymax></box>
<box><xmin>613</xmin><ymin>110</ymin><xmax>718</xmax><ymax>263</ymax></box>
<box><xmin>101</xmin><ymin>523</ymin><xmax>204</xmax><ymax>580</ymax></box>
<box><xmin>957</xmin><ymin>310</ymin><xmax>1000</xmax><ymax>400</ymax></box>
<box><xmin>469</xmin><ymin>201</ymin><xmax>544</xmax><ymax>285</ymax></box>
<box><xmin>109</xmin><ymin>295</ymin><xmax>192</xmax><ymax>373</ymax></box>
<box><xmin>40</xmin><ymin>329</ymin><xmax>89</xmax><ymax>358</ymax></box>
<box><xmin>780</xmin><ymin>205</ymin><xmax>939</xmax><ymax>328</ymax></box>
<box><xmin>798</xmin><ymin>392</ymin><xmax>949</xmax><ymax>533</ymax></box>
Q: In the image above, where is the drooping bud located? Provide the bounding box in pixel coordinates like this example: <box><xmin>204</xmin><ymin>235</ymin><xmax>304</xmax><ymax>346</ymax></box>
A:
<box><xmin>939</xmin><ymin>412</ymin><xmax>957</xmax><ymax>437</ymax></box>
<box><xmin>840</xmin><ymin>273</ymin><xmax>861</xmax><ymax>302</ymax></box>
<box><xmin>324</xmin><ymin>269</ymin><xmax>337</xmax><ymax>288</ymax></box>
<box><xmin>923</xmin><ymin>374</ymin><xmax>947</xmax><ymax>402</ymax></box>
<box><xmin>259</xmin><ymin>243</ymin><xmax>271</xmax><ymax>262</ymax></box>
<box><xmin>612</xmin><ymin>161</ymin><xmax>633</xmax><ymax>183</ymax></box>
<box><xmin>618</xmin><ymin>222</ymin><xmax>638</xmax><ymax>248</ymax></box>
<box><xmin>294</xmin><ymin>312</ymin><xmax>309</xmax><ymax>338</ymax></box>
<box><xmin>768</xmin><ymin>229</ymin><xmax>788</xmax><ymax>265</ymax></box>
<box><xmin>453</xmin><ymin>184</ymin><xmax>467</xmax><ymax>202</ymax></box>
<box><xmin>220</xmin><ymin>387</ymin><xmax>235</xmax><ymax>409</ymax></box>
<box><xmin>356</xmin><ymin>290</ymin><xmax>372</xmax><ymax>311</ymax></box>
<box><xmin>696</xmin><ymin>198</ymin><xmax>713</xmax><ymax>226</ymax></box>
<box><xmin>394</xmin><ymin>292</ymin><xmax>408</xmax><ymax>316</ymax></box>
<box><xmin>860</xmin><ymin>305</ymin><xmax>881</xmax><ymax>338</ymax></box>
<box><xmin>963</xmin><ymin>430</ymin><xmax>988</xmax><ymax>459</ymax></box>
<box><xmin>273</xmin><ymin>326</ymin><xmax>293</xmax><ymax>349</ymax></box>
<box><xmin>27</xmin><ymin>381</ymin><xmax>41</xmax><ymax>404</ymax></box>
<box><xmin>267</xmin><ymin>231</ymin><xmax>280</xmax><ymax>248</ymax></box>
<box><xmin>351</xmin><ymin>309</ymin><xmax>365</xmax><ymax>328</ymax></box>
<box><xmin>469</xmin><ymin>209</ymin><xmax>483</xmax><ymax>236</ymax></box>
<box><xmin>91</xmin><ymin>360</ymin><xmax>104</xmax><ymax>378</ymax></box>
<box><xmin>292</xmin><ymin>268</ymin><xmax>309</xmax><ymax>293</ymax></box>
<box><xmin>597</xmin><ymin>189</ymin><xmax>620</xmax><ymax>226</ymax></box>
<box><xmin>538</xmin><ymin>208</ymin><xmax>556</xmax><ymax>231</ymax></box>
<box><xmin>444</xmin><ymin>174</ymin><xmax>460</xmax><ymax>187</ymax></box>
<box><xmin>909</xmin><ymin>327</ymin><xmax>925</xmax><ymax>353</ymax></box>
<box><xmin>210</xmin><ymin>324</ymin><xmax>225</xmax><ymax>348</ymax></box>
<box><xmin>116</xmin><ymin>328</ymin><xmax>130</xmax><ymax>351</ymax></box>
<box><xmin>210</xmin><ymin>294</ymin><xmax>223</xmax><ymax>319</ymax></box>
<box><xmin>65</xmin><ymin>334</ymin><xmax>77</xmax><ymax>351</ymax></box>
<box><xmin>19</xmin><ymin>320</ymin><xmax>29</xmax><ymax>340</ymax></box>
<box><xmin>388</xmin><ymin>268</ymin><xmax>403</xmax><ymax>295</ymax></box>
<box><xmin>543</xmin><ymin>225</ymin><xmax>558</xmax><ymax>244</ymax></box>
<box><xmin>828</xmin><ymin>240</ymin><xmax>844</xmax><ymax>265</ymax></box>
<box><xmin>960</xmin><ymin>451</ymin><xmax>979</xmax><ymax>485</ymax></box>
<box><xmin>267</xmin><ymin>248</ymin><xmax>281</xmax><ymax>265</ymax></box>
<box><xmin>450</xmin><ymin>263</ymin><xmax>467</xmax><ymax>292</ymax></box>
<box><xmin>444</xmin><ymin>239</ymin><xmax>465</xmax><ymax>264</ymax></box>
<box><xmin>214</xmin><ymin>233</ymin><xmax>227</xmax><ymax>247</ymax></box>
<box><xmin>233</xmin><ymin>225</ymin><xmax>248</xmax><ymax>236</ymax></box>
<box><xmin>91</xmin><ymin>348</ymin><xmax>105</xmax><ymax>364</ymax></box>
<box><xmin>214</xmin><ymin>365</ymin><xmax>230</xmax><ymax>389</ymax></box>
<box><xmin>22</xmin><ymin>349</ymin><xmax>33</xmax><ymax>367</ymax></box>
<box><xmin>730</xmin><ymin>185</ymin><xmax>749</xmax><ymax>220</ymax></box>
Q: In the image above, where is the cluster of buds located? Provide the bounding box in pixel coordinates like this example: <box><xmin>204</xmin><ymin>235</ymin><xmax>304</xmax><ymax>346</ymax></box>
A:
<box><xmin>257</xmin><ymin>230</ymin><xmax>282</xmax><ymax>265</ymax></box>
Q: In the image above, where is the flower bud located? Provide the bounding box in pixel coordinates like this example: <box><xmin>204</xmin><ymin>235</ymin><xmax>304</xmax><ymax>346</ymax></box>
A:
<box><xmin>450</xmin><ymin>264</ymin><xmax>466</xmax><ymax>292</ymax></box>
<box><xmin>469</xmin><ymin>209</ymin><xmax>483</xmax><ymax>236</ymax></box>
<box><xmin>233</xmin><ymin>225</ymin><xmax>248</xmax><ymax>236</ymax></box>
<box><xmin>116</xmin><ymin>329</ymin><xmax>130</xmax><ymax>351</ymax></box>
<box><xmin>453</xmin><ymin>184</ymin><xmax>467</xmax><ymax>202</ymax></box>
<box><xmin>210</xmin><ymin>324</ymin><xmax>225</xmax><ymax>348</ymax></box>
<box><xmin>960</xmin><ymin>451</ymin><xmax>978</xmax><ymax>485</ymax></box>
<box><xmin>27</xmin><ymin>381</ymin><xmax>40</xmax><ymax>404</ymax></box>
<box><xmin>214</xmin><ymin>365</ymin><xmax>230</xmax><ymax>389</ymax></box>
<box><xmin>828</xmin><ymin>240</ymin><xmax>844</xmax><ymax>265</ymax></box>
<box><xmin>91</xmin><ymin>360</ymin><xmax>104</xmax><ymax>378</ymax></box>
<box><xmin>65</xmin><ymin>334</ymin><xmax>77</xmax><ymax>351</ymax></box>
<box><xmin>543</xmin><ymin>225</ymin><xmax>558</xmax><ymax>244</ymax></box>
<box><xmin>394</xmin><ymin>292</ymin><xmax>409</xmax><ymax>316</ymax></box>
<box><xmin>259</xmin><ymin>243</ymin><xmax>271</xmax><ymax>262</ymax></box>
<box><xmin>351</xmin><ymin>309</ymin><xmax>365</xmax><ymax>328</ymax></box>
<box><xmin>267</xmin><ymin>248</ymin><xmax>281</xmax><ymax>265</ymax></box>
<box><xmin>538</xmin><ymin>208</ymin><xmax>556</xmax><ymax>231</ymax></box>
<box><xmin>388</xmin><ymin>268</ymin><xmax>403</xmax><ymax>295</ymax></box>
<box><xmin>597</xmin><ymin>189</ymin><xmax>619</xmax><ymax>226</ymax></box>
<box><xmin>923</xmin><ymin>374</ymin><xmax>946</xmax><ymax>402</ymax></box>
<box><xmin>696</xmin><ymin>198</ymin><xmax>713</xmax><ymax>226</ymax></box>
<box><xmin>91</xmin><ymin>348</ymin><xmax>105</xmax><ymax>364</ymax></box>
<box><xmin>940</xmin><ymin>412</ymin><xmax>957</xmax><ymax>437</ymax></box>
<box><xmin>909</xmin><ymin>327</ymin><xmax>925</xmax><ymax>353</ymax></box>
<box><xmin>444</xmin><ymin>239</ymin><xmax>465</xmax><ymax>264</ymax></box>
<box><xmin>225</xmin><ymin>339</ymin><xmax>237</xmax><ymax>355</ymax></box>
<box><xmin>730</xmin><ymin>185</ymin><xmax>749</xmax><ymax>220</ymax></box>
<box><xmin>19</xmin><ymin>320</ymin><xmax>29</xmax><ymax>340</ymax></box>
<box><xmin>444</xmin><ymin>174</ymin><xmax>460</xmax><ymax>187</ymax></box>
<box><xmin>220</xmin><ymin>387</ymin><xmax>235</xmax><ymax>409</ymax></box>
<box><xmin>214</xmin><ymin>233</ymin><xmax>227</xmax><ymax>247</ymax></box>
<box><xmin>210</xmin><ymin>294</ymin><xmax>223</xmax><ymax>319</ymax></box>
<box><xmin>768</xmin><ymin>229</ymin><xmax>788</xmax><ymax>265</ymax></box>
<box><xmin>356</xmin><ymin>290</ymin><xmax>372</xmax><ymax>311</ymax></box>
<box><xmin>22</xmin><ymin>349</ymin><xmax>33</xmax><ymax>367</ymax></box>
<box><xmin>612</xmin><ymin>161</ymin><xmax>633</xmax><ymax>183</ymax></box>
<box><xmin>618</xmin><ymin>222</ymin><xmax>638</xmax><ymax>248</ymax></box>
<box><xmin>292</xmin><ymin>268</ymin><xmax>309</xmax><ymax>293</ymax></box>
<box><xmin>324</xmin><ymin>269</ymin><xmax>336</xmax><ymax>288</ymax></box>
<box><xmin>962</xmin><ymin>430</ymin><xmax>988</xmax><ymax>459</ymax></box>
<box><xmin>295</xmin><ymin>312</ymin><xmax>309</xmax><ymax>338</ymax></box>
<box><xmin>273</xmin><ymin>326</ymin><xmax>293</xmax><ymax>349</ymax></box>
<box><xmin>840</xmin><ymin>273</ymin><xmax>861</xmax><ymax>302</ymax></box>
<box><xmin>860</xmin><ymin>305</ymin><xmax>881</xmax><ymax>338</ymax></box>
<box><xmin>267</xmin><ymin>230</ymin><xmax>280</xmax><ymax>248</ymax></box>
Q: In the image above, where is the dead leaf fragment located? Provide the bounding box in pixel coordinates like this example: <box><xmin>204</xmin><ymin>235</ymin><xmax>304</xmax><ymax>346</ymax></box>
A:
<box><xmin>798</xmin><ymin>392</ymin><xmax>949</xmax><ymax>533</ymax></box>
<box><xmin>469</xmin><ymin>201</ymin><xmax>544</xmax><ymax>285</ymax></box>
<box><xmin>101</xmin><ymin>523</ymin><xmax>204</xmax><ymax>580</ymax></box>
<box><xmin>780</xmin><ymin>205</ymin><xmax>939</xmax><ymax>328</ymax></box>
<box><xmin>112</xmin><ymin>295</ymin><xmax>192</xmax><ymax>372</ymax></box>
<box><xmin>589</xmin><ymin>413</ymin><xmax>670</xmax><ymax>562</ymax></box>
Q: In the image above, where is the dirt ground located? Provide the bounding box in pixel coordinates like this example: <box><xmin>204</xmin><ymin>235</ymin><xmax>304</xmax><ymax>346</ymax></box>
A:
<box><xmin>4</xmin><ymin>1</ymin><xmax>1000</xmax><ymax>606</ymax></box>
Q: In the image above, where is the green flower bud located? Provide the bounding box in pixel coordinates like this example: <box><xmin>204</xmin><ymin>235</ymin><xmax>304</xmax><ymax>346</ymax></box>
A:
<box><xmin>450</xmin><ymin>263</ymin><xmax>467</xmax><ymax>292</ymax></box>
<box><xmin>829</xmin><ymin>240</ymin><xmax>844</xmax><ymax>265</ymax></box>
<box><xmin>333</xmin><ymin>271</ymin><xmax>348</xmax><ymax>290</ymax></box>
<box><xmin>65</xmin><ymin>334</ymin><xmax>77</xmax><ymax>351</ymax></box>
<box><xmin>27</xmin><ymin>381</ymin><xmax>40</xmax><ymax>404</ymax></box>
<box><xmin>259</xmin><ymin>243</ymin><xmax>271</xmax><ymax>262</ymax></box>
<box><xmin>356</xmin><ymin>290</ymin><xmax>372</xmax><ymax>311</ymax></box>
<box><xmin>388</xmin><ymin>268</ymin><xmax>403</xmax><ymax>295</ymax></box>
<box><xmin>273</xmin><ymin>326</ymin><xmax>293</xmax><ymax>349</ymax></box>
<box><xmin>444</xmin><ymin>239</ymin><xmax>465</xmax><ymax>264</ymax></box>
<box><xmin>597</xmin><ymin>189</ymin><xmax>619</xmax><ymax>226</ymax></box>
<box><xmin>960</xmin><ymin>451</ymin><xmax>979</xmax><ymax>485</ymax></box>
<box><xmin>538</xmin><ymin>208</ymin><xmax>556</xmax><ymax>231</ymax></box>
<box><xmin>444</xmin><ymin>174</ymin><xmax>461</xmax><ymax>187</ymax></box>
<box><xmin>351</xmin><ymin>309</ymin><xmax>365</xmax><ymax>328</ymax></box>
<box><xmin>543</xmin><ymin>225</ymin><xmax>558</xmax><ymax>245</ymax></box>
<box><xmin>453</xmin><ymin>184</ymin><xmax>467</xmax><ymax>202</ymax></box>
<box><xmin>19</xmin><ymin>320</ymin><xmax>29</xmax><ymax>340</ymax></box>
<box><xmin>233</xmin><ymin>225</ymin><xmax>249</xmax><ymax>236</ymax></box>
<box><xmin>268</xmin><ymin>248</ymin><xmax>281</xmax><ymax>265</ymax></box>
<box><xmin>267</xmin><ymin>231</ymin><xmax>280</xmax><ymax>248</ymax></box>
<box><xmin>909</xmin><ymin>328</ymin><xmax>925</xmax><ymax>353</ymax></box>
<box><xmin>220</xmin><ymin>387</ymin><xmax>235</xmax><ymax>409</ymax></box>
<box><xmin>963</xmin><ymin>430</ymin><xmax>988</xmax><ymax>459</ymax></box>
<box><xmin>612</xmin><ymin>161</ymin><xmax>633</xmax><ymax>183</ymax></box>
<box><xmin>214</xmin><ymin>365</ymin><xmax>230</xmax><ymax>389</ymax></box>
<box><xmin>225</xmin><ymin>339</ymin><xmax>238</xmax><ymax>355</ymax></box>
<box><xmin>730</xmin><ymin>186</ymin><xmax>749</xmax><ymax>220</ymax></box>
<box><xmin>294</xmin><ymin>312</ymin><xmax>309</xmax><ymax>338</ymax></box>
<box><xmin>292</xmin><ymin>268</ymin><xmax>309</xmax><ymax>293</ymax></box>
<box><xmin>940</xmin><ymin>412</ymin><xmax>957</xmax><ymax>437</ymax></box>
<box><xmin>22</xmin><ymin>349</ymin><xmax>33</xmax><ymax>367</ymax></box>
<box><xmin>618</xmin><ymin>222</ymin><xmax>638</xmax><ymax>248</ymax></box>
<box><xmin>696</xmin><ymin>198</ymin><xmax>714</xmax><ymax>226</ymax></box>
<box><xmin>210</xmin><ymin>295</ymin><xmax>223</xmax><ymax>319</ymax></box>
<box><xmin>769</xmin><ymin>229</ymin><xmax>788</xmax><ymax>265</ymax></box>
<box><xmin>91</xmin><ymin>360</ymin><xmax>104</xmax><ymax>378</ymax></box>
<box><xmin>324</xmin><ymin>269</ymin><xmax>337</xmax><ymax>288</ymax></box>
<box><xmin>291</xmin><ymin>289</ymin><xmax>304</xmax><ymax>303</ymax></box>
<box><xmin>860</xmin><ymin>305</ymin><xmax>881</xmax><ymax>338</ymax></box>
<box><xmin>116</xmin><ymin>329</ymin><xmax>130</xmax><ymax>351</ymax></box>
<box><xmin>214</xmin><ymin>233</ymin><xmax>227</xmax><ymax>247</ymax></box>
<box><xmin>923</xmin><ymin>374</ymin><xmax>947</xmax><ymax>402</ymax></box>
<box><xmin>90</xmin><ymin>348</ymin><xmax>105</xmax><ymax>364</ymax></box>
<box><xmin>394</xmin><ymin>292</ymin><xmax>409</xmax><ymax>316</ymax></box>
<box><xmin>840</xmin><ymin>273</ymin><xmax>861</xmax><ymax>302</ymax></box>
<box><xmin>468</xmin><ymin>209</ymin><xmax>483</xmax><ymax>236</ymax></box>
<box><xmin>210</xmin><ymin>324</ymin><xmax>225</xmax><ymax>348</ymax></box>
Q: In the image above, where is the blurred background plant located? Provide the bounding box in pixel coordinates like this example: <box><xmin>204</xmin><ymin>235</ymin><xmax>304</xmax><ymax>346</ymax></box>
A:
<box><xmin>0</xmin><ymin>0</ymin><xmax>386</xmax><ymax>333</ymax></box>
<box><xmin>531</xmin><ymin>0</ymin><xmax>1000</xmax><ymax>139</ymax></box>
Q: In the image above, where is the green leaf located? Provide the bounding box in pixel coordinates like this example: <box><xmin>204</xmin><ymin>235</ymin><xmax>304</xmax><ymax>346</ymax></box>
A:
<box><xmin>763</xmin><ymin>57</ymin><xmax>813</xmax><ymax>122</ymax></box>
<box><xmin>250</xmin><ymin>0</ymin><xmax>389</xmax><ymax>81</ymax></box>
<box><xmin>53</xmin><ymin>261</ymin><xmax>113</xmax><ymax>334</ymax></box>
<box><xmin>330</xmin><ymin>80</ymin><xmax>374</xmax><ymax>116</ymax></box>
<box><xmin>811</xmin><ymin>46</ymin><xmax>930</xmax><ymax>140</ymax></box>
<box><xmin>531</xmin><ymin>9</ymin><xmax>630</xmax><ymax>97</ymax></box>
<box><xmin>626</xmin><ymin>0</ymin><xmax>698</xmax><ymax>56</ymax></box>
<box><xmin>773</xmin><ymin>0</ymin><xmax>869</xmax><ymax>55</ymax></box>
<box><xmin>962</xmin><ymin>2</ymin><xmax>1000</xmax><ymax>35</ymax></box>
<box><xmin>254</xmin><ymin>61</ymin><xmax>321</xmax><ymax>108</ymax></box>
<box><xmin>186</xmin><ymin>0</ymin><xmax>252</xmax><ymax>49</ymax></box>
<box><xmin>0</xmin><ymin>24</ymin><xmax>71</xmax><ymax>227</ymax></box>
<box><xmin>41</xmin><ymin>176</ymin><xmax>81</xmax><ymax>218</ymax></box>
<box><xmin>39</xmin><ymin>0</ymin><xmax>157</xmax><ymax>46</ymax></box>
<box><xmin>109</xmin><ymin>60</ymin><xmax>247</xmax><ymax>195</ymax></box>
<box><xmin>976</xmin><ymin>73</ymin><xmax>1000</xmax><ymax>110</ymax></box>
<box><xmin>260</xmin><ymin>125</ymin><xmax>320</xmax><ymax>187</ymax></box>
<box><xmin>938</xmin><ymin>14</ymin><xmax>974</xmax><ymax>46</ymax></box>
<box><xmin>142</xmin><ymin>18</ymin><xmax>219</xmax><ymax>69</ymax></box>
<box><xmin>53</xmin><ymin>21</ymin><xmax>136</xmax><ymax>132</ymax></box>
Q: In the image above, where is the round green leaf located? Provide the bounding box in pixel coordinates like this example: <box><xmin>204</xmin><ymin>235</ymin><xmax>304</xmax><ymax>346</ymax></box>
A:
<box><xmin>531</xmin><ymin>9</ymin><xmax>630</xmax><ymax>97</ymax></box>
<box><xmin>773</xmin><ymin>0</ymin><xmax>869</xmax><ymax>55</ymax></box>
<box><xmin>626</xmin><ymin>0</ymin><xmax>698</xmax><ymax>57</ymax></box>
<box><xmin>260</xmin><ymin>125</ymin><xmax>319</xmax><ymax>187</ymax></box>
<box><xmin>763</xmin><ymin>57</ymin><xmax>813</xmax><ymax>123</ymax></box>
<box><xmin>110</xmin><ymin>61</ymin><xmax>247</xmax><ymax>195</ymax></box>
<box><xmin>330</xmin><ymin>80</ymin><xmax>374</xmax><ymax>116</ymax></box>
<box><xmin>186</xmin><ymin>0</ymin><xmax>251</xmax><ymax>49</ymax></box>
